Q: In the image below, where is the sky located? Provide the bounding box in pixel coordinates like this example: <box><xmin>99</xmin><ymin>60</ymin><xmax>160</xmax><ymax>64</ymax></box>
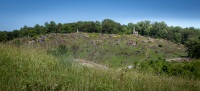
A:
<box><xmin>0</xmin><ymin>0</ymin><xmax>200</xmax><ymax>31</ymax></box>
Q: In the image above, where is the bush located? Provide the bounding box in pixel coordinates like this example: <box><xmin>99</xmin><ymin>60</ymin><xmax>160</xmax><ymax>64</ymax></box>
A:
<box><xmin>47</xmin><ymin>44</ymin><xmax>68</xmax><ymax>56</ymax></box>
<box><xmin>135</xmin><ymin>59</ymin><xmax>200</xmax><ymax>79</ymax></box>
<box><xmin>185</xmin><ymin>38</ymin><xmax>200</xmax><ymax>58</ymax></box>
<box><xmin>58</xmin><ymin>44</ymin><xmax>68</xmax><ymax>54</ymax></box>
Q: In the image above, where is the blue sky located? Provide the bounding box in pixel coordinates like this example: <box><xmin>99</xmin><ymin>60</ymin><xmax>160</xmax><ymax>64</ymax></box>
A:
<box><xmin>0</xmin><ymin>0</ymin><xmax>200</xmax><ymax>31</ymax></box>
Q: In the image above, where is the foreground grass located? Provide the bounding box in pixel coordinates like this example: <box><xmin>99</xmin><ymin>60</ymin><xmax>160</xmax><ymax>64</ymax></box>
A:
<box><xmin>0</xmin><ymin>44</ymin><xmax>199</xmax><ymax>91</ymax></box>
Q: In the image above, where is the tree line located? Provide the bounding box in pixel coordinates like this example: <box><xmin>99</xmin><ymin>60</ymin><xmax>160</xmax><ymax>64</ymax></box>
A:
<box><xmin>0</xmin><ymin>19</ymin><xmax>200</xmax><ymax>58</ymax></box>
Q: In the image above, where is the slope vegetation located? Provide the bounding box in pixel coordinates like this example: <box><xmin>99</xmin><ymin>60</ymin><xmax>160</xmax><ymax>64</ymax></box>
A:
<box><xmin>0</xmin><ymin>43</ymin><xmax>199</xmax><ymax>91</ymax></box>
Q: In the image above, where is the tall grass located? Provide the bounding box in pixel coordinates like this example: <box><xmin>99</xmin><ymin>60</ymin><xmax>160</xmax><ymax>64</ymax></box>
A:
<box><xmin>0</xmin><ymin>44</ymin><xmax>199</xmax><ymax>91</ymax></box>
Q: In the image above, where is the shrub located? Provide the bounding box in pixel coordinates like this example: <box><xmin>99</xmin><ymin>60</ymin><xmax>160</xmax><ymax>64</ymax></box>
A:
<box><xmin>58</xmin><ymin>44</ymin><xmax>68</xmax><ymax>54</ymax></box>
<box><xmin>134</xmin><ymin>58</ymin><xmax>200</xmax><ymax>79</ymax></box>
<box><xmin>47</xmin><ymin>44</ymin><xmax>68</xmax><ymax>56</ymax></box>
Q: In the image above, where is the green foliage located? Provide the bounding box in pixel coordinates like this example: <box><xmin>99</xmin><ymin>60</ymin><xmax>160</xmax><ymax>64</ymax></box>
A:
<box><xmin>150</xmin><ymin>21</ymin><xmax>167</xmax><ymax>38</ymax></box>
<box><xmin>173</xmin><ymin>33</ymin><xmax>182</xmax><ymax>43</ymax></box>
<box><xmin>102</xmin><ymin>19</ymin><xmax>122</xmax><ymax>34</ymax></box>
<box><xmin>48</xmin><ymin>21</ymin><xmax>57</xmax><ymax>33</ymax></box>
<box><xmin>47</xmin><ymin>44</ymin><xmax>68</xmax><ymax>56</ymax></box>
<box><xmin>135</xmin><ymin>58</ymin><xmax>200</xmax><ymax>78</ymax></box>
<box><xmin>0</xmin><ymin>31</ymin><xmax>7</xmax><ymax>42</ymax></box>
<box><xmin>185</xmin><ymin>38</ymin><xmax>200</xmax><ymax>58</ymax></box>
<box><xmin>135</xmin><ymin>20</ymin><xmax>151</xmax><ymax>36</ymax></box>
<box><xmin>124</xmin><ymin>23</ymin><xmax>134</xmax><ymax>34</ymax></box>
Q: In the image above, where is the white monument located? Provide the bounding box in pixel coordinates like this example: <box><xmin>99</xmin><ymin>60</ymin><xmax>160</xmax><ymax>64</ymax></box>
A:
<box><xmin>77</xmin><ymin>28</ymin><xmax>79</xmax><ymax>33</ymax></box>
<box><xmin>133</xmin><ymin>27</ymin><xmax>138</xmax><ymax>35</ymax></box>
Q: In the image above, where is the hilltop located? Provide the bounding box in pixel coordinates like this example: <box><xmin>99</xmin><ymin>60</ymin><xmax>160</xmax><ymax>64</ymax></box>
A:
<box><xmin>1</xmin><ymin>19</ymin><xmax>200</xmax><ymax>59</ymax></box>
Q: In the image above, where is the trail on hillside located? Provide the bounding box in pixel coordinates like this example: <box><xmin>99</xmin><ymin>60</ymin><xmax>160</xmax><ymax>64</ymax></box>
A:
<box><xmin>166</xmin><ymin>58</ymin><xmax>191</xmax><ymax>62</ymax></box>
<box><xmin>74</xmin><ymin>59</ymin><xmax>109</xmax><ymax>70</ymax></box>
<box><xmin>74</xmin><ymin>59</ymin><xmax>134</xmax><ymax>71</ymax></box>
<box><xmin>74</xmin><ymin>57</ymin><xmax>192</xmax><ymax>72</ymax></box>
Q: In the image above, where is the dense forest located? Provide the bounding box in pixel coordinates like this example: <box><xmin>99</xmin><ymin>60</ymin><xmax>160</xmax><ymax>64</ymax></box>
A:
<box><xmin>0</xmin><ymin>19</ymin><xmax>200</xmax><ymax>58</ymax></box>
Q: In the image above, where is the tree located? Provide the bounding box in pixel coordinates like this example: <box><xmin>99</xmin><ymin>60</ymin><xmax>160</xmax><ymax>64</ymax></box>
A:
<box><xmin>49</xmin><ymin>21</ymin><xmax>57</xmax><ymax>33</ymax></box>
<box><xmin>13</xmin><ymin>30</ymin><xmax>21</xmax><ymax>38</ymax></box>
<box><xmin>102</xmin><ymin>19</ymin><xmax>122</xmax><ymax>34</ymax></box>
<box><xmin>44</xmin><ymin>22</ymin><xmax>49</xmax><ymax>33</ymax></box>
<box><xmin>34</xmin><ymin>24</ymin><xmax>44</xmax><ymax>35</ymax></box>
<box><xmin>0</xmin><ymin>31</ymin><xmax>7</xmax><ymax>42</ymax></box>
<box><xmin>6</xmin><ymin>32</ymin><xmax>14</xmax><ymax>40</ymax></box>
<box><xmin>45</xmin><ymin>21</ymin><xmax>57</xmax><ymax>33</ymax></box>
<box><xmin>166</xmin><ymin>26</ymin><xmax>182</xmax><ymax>42</ymax></box>
<box><xmin>20</xmin><ymin>25</ymin><xmax>33</xmax><ymax>37</ymax></box>
<box><xmin>57</xmin><ymin>23</ymin><xmax>63</xmax><ymax>33</ymax></box>
<box><xmin>29</xmin><ymin>29</ymin><xmax>37</xmax><ymax>37</ymax></box>
<box><xmin>135</xmin><ymin>20</ymin><xmax>151</xmax><ymax>36</ymax></box>
<box><xmin>121</xmin><ymin>25</ymin><xmax>129</xmax><ymax>34</ymax></box>
<box><xmin>174</xmin><ymin>33</ymin><xmax>182</xmax><ymax>43</ymax></box>
<box><xmin>181</xmin><ymin>29</ymin><xmax>200</xmax><ymax>44</ymax></box>
<box><xmin>94</xmin><ymin>21</ymin><xmax>102</xmax><ymax>33</ymax></box>
<box><xmin>150</xmin><ymin>21</ymin><xmax>167</xmax><ymax>38</ymax></box>
<box><xmin>63</xmin><ymin>24</ymin><xmax>73</xmax><ymax>33</ymax></box>
<box><xmin>126</xmin><ymin>23</ymin><xmax>134</xmax><ymax>34</ymax></box>
<box><xmin>185</xmin><ymin>38</ymin><xmax>200</xmax><ymax>58</ymax></box>
<box><xmin>78</xmin><ymin>21</ymin><xmax>96</xmax><ymax>33</ymax></box>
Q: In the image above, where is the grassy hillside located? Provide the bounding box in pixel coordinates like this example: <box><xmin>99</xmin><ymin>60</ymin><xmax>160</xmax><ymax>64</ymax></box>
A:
<box><xmin>10</xmin><ymin>33</ymin><xmax>187</xmax><ymax>68</ymax></box>
<box><xmin>0</xmin><ymin>43</ymin><xmax>200</xmax><ymax>91</ymax></box>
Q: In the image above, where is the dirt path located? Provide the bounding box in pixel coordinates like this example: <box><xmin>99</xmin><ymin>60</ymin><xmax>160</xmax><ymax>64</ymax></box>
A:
<box><xmin>74</xmin><ymin>59</ymin><xmax>109</xmax><ymax>70</ymax></box>
<box><xmin>166</xmin><ymin>57</ymin><xmax>191</xmax><ymax>62</ymax></box>
<box><xmin>74</xmin><ymin>59</ymin><xmax>135</xmax><ymax>72</ymax></box>
<box><xmin>74</xmin><ymin>57</ymin><xmax>192</xmax><ymax>72</ymax></box>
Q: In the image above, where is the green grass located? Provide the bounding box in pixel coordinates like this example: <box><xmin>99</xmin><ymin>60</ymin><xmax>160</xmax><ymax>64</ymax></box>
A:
<box><xmin>0</xmin><ymin>43</ymin><xmax>200</xmax><ymax>91</ymax></box>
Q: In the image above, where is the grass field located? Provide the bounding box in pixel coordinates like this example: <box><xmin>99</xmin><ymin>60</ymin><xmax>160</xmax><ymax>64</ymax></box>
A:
<box><xmin>1</xmin><ymin>33</ymin><xmax>199</xmax><ymax>91</ymax></box>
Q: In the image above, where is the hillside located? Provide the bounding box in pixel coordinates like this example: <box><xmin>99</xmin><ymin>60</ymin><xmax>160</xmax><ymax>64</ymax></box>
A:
<box><xmin>1</xmin><ymin>33</ymin><xmax>200</xmax><ymax>90</ymax></box>
<box><xmin>12</xmin><ymin>33</ymin><xmax>187</xmax><ymax>67</ymax></box>
<box><xmin>1</xmin><ymin>19</ymin><xmax>200</xmax><ymax>59</ymax></box>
